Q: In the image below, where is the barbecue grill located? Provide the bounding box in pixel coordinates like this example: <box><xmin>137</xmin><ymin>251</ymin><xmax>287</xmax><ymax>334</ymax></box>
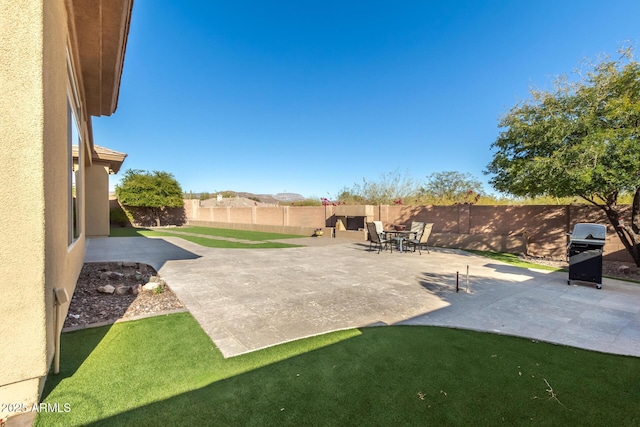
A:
<box><xmin>566</xmin><ymin>223</ymin><xmax>606</xmax><ymax>289</ymax></box>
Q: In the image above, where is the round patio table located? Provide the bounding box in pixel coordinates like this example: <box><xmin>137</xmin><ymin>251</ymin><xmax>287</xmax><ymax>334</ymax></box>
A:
<box><xmin>383</xmin><ymin>230</ymin><xmax>417</xmax><ymax>252</ymax></box>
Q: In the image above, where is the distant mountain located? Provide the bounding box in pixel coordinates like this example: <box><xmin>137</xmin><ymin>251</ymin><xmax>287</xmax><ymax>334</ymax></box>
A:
<box><xmin>271</xmin><ymin>193</ymin><xmax>306</xmax><ymax>202</ymax></box>
<box><xmin>212</xmin><ymin>191</ymin><xmax>306</xmax><ymax>204</ymax></box>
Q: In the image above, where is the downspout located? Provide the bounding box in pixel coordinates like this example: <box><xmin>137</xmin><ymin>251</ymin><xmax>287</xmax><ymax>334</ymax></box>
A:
<box><xmin>53</xmin><ymin>288</ymin><xmax>69</xmax><ymax>374</ymax></box>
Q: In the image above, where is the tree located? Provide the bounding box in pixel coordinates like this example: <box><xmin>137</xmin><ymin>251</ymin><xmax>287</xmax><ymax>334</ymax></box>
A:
<box><xmin>116</xmin><ymin>169</ymin><xmax>184</xmax><ymax>227</ymax></box>
<box><xmin>335</xmin><ymin>189</ymin><xmax>366</xmax><ymax>205</ymax></box>
<box><xmin>419</xmin><ymin>171</ymin><xmax>483</xmax><ymax>204</ymax></box>
<box><xmin>339</xmin><ymin>169</ymin><xmax>417</xmax><ymax>205</ymax></box>
<box><xmin>486</xmin><ymin>47</ymin><xmax>640</xmax><ymax>265</ymax></box>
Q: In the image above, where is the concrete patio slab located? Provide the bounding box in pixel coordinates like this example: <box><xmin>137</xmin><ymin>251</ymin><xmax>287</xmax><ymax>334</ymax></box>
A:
<box><xmin>86</xmin><ymin>236</ymin><xmax>640</xmax><ymax>358</ymax></box>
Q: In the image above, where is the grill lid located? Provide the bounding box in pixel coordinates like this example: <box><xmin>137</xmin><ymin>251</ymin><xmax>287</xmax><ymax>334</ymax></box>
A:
<box><xmin>569</xmin><ymin>223</ymin><xmax>606</xmax><ymax>246</ymax></box>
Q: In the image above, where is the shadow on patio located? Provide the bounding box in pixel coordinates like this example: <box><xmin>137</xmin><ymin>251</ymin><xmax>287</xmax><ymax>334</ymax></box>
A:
<box><xmin>85</xmin><ymin>234</ymin><xmax>201</xmax><ymax>271</ymax></box>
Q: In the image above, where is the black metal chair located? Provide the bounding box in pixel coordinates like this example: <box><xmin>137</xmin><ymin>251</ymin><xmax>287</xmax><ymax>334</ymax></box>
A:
<box><xmin>406</xmin><ymin>223</ymin><xmax>433</xmax><ymax>254</ymax></box>
<box><xmin>366</xmin><ymin>222</ymin><xmax>392</xmax><ymax>253</ymax></box>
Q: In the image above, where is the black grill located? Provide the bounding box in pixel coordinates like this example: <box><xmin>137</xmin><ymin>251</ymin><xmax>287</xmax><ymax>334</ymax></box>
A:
<box><xmin>566</xmin><ymin>223</ymin><xmax>606</xmax><ymax>289</ymax></box>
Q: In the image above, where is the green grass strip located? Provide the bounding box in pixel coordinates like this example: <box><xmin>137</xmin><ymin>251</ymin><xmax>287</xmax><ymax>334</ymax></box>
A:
<box><xmin>465</xmin><ymin>250</ymin><xmax>564</xmax><ymax>271</ymax></box>
<box><xmin>467</xmin><ymin>249</ymin><xmax>640</xmax><ymax>284</ymax></box>
<box><xmin>179</xmin><ymin>226</ymin><xmax>306</xmax><ymax>241</ymax></box>
<box><xmin>38</xmin><ymin>313</ymin><xmax>640</xmax><ymax>426</ymax></box>
<box><xmin>145</xmin><ymin>231</ymin><xmax>302</xmax><ymax>248</ymax></box>
<box><xmin>109</xmin><ymin>227</ymin><xmax>150</xmax><ymax>237</ymax></box>
<box><xmin>109</xmin><ymin>227</ymin><xmax>303</xmax><ymax>248</ymax></box>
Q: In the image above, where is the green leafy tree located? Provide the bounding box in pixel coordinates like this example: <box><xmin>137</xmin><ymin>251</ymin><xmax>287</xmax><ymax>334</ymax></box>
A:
<box><xmin>486</xmin><ymin>47</ymin><xmax>640</xmax><ymax>265</ymax></box>
<box><xmin>419</xmin><ymin>171</ymin><xmax>483</xmax><ymax>204</ymax></box>
<box><xmin>116</xmin><ymin>169</ymin><xmax>184</xmax><ymax>227</ymax></box>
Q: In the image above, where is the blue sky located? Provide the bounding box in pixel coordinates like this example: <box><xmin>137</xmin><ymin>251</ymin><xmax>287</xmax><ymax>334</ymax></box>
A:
<box><xmin>94</xmin><ymin>0</ymin><xmax>640</xmax><ymax>199</ymax></box>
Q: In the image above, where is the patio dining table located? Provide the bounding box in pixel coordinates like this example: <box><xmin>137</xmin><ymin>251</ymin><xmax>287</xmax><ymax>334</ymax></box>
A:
<box><xmin>383</xmin><ymin>229</ymin><xmax>418</xmax><ymax>253</ymax></box>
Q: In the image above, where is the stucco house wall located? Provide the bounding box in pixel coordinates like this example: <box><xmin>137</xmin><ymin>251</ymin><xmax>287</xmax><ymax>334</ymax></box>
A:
<box><xmin>0</xmin><ymin>0</ymin><xmax>80</xmax><ymax>412</ymax></box>
<box><xmin>82</xmin><ymin>147</ymin><xmax>127</xmax><ymax>237</ymax></box>
<box><xmin>0</xmin><ymin>0</ymin><xmax>132</xmax><ymax>420</ymax></box>
<box><xmin>0</xmin><ymin>0</ymin><xmax>46</xmax><ymax>409</ymax></box>
<box><xmin>85</xmin><ymin>164</ymin><xmax>111</xmax><ymax>237</ymax></box>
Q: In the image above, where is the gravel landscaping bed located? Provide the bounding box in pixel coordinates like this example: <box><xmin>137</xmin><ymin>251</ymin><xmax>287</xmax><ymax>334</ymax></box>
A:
<box><xmin>64</xmin><ymin>262</ymin><xmax>185</xmax><ymax>329</ymax></box>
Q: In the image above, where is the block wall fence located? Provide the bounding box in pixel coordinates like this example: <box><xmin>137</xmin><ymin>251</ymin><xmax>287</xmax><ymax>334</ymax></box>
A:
<box><xmin>183</xmin><ymin>200</ymin><xmax>633</xmax><ymax>262</ymax></box>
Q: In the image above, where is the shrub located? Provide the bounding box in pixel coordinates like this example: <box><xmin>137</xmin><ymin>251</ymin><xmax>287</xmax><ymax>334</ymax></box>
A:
<box><xmin>110</xmin><ymin>206</ymin><xmax>131</xmax><ymax>227</ymax></box>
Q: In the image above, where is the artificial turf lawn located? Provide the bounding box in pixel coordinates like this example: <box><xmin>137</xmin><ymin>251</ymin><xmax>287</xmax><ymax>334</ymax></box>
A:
<box><xmin>108</xmin><ymin>226</ymin><xmax>303</xmax><ymax>248</ymax></box>
<box><xmin>38</xmin><ymin>313</ymin><xmax>640</xmax><ymax>426</ymax></box>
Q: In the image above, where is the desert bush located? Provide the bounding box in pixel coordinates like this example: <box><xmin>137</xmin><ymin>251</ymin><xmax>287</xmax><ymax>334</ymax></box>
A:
<box><xmin>110</xmin><ymin>205</ymin><xmax>131</xmax><ymax>227</ymax></box>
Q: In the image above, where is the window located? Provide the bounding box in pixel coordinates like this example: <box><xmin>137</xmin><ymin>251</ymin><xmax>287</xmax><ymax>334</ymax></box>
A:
<box><xmin>68</xmin><ymin>102</ymin><xmax>82</xmax><ymax>245</ymax></box>
<box><xmin>67</xmin><ymin>47</ymin><xmax>82</xmax><ymax>245</ymax></box>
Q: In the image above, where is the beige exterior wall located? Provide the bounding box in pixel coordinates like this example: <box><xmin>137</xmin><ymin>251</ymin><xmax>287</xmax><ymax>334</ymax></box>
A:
<box><xmin>0</xmin><ymin>0</ymin><xmax>89</xmax><ymax>417</ymax></box>
<box><xmin>85</xmin><ymin>164</ymin><xmax>111</xmax><ymax>237</ymax></box>
<box><xmin>0</xmin><ymin>1</ymin><xmax>48</xmax><ymax>413</ymax></box>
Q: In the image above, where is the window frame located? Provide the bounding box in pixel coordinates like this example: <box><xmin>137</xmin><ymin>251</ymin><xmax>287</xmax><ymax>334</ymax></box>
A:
<box><xmin>66</xmin><ymin>49</ymin><xmax>83</xmax><ymax>246</ymax></box>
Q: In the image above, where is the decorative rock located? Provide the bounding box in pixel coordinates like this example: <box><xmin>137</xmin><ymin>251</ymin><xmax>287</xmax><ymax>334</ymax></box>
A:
<box><xmin>115</xmin><ymin>285</ymin><xmax>129</xmax><ymax>295</ymax></box>
<box><xmin>149</xmin><ymin>276</ymin><xmax>159</xmax><ymax>282</ymax></box>
<box><xmin>143</xmin><ymin>282</ymin><xmax>160</xmax><ymax>291</ymax></box>
<box><xmin>97</xmin><ymin>285</ymin><xmax>115</xmax><ymax>294</ymax></box>
<box><xmin>134</xmin><ymin>273</ymin><xmax>143</xmax><ymax>281</ymax></box>
<box><xmin>130</xmin><ymin>284</ymin><xmax>141</xmax><ymax>295</ymax></box>
<box><xmin>99</xmin><ymin>271</ymin><xmax>125</xmax><ymax>280</ymax></box>
<box><xmin>122</xmin><ymin>262</ymin><xmax>138</xmax><ymax>268</ymax></box>
<box><xmin>619</xmin><ymin>265</ymin><xmax>631</xmax><ymax>275</ymax></box>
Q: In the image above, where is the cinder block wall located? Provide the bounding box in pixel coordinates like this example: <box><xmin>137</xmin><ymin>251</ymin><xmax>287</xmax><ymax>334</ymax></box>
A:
<box><xmin>183</xmin><ymin>200</ymin><xmax>634</xmax><ymax>262</ymax></box>
<box><xmin>380</xmin><ymin>204</ymin><xmax>631</xmax><ymax>262</ymax></box>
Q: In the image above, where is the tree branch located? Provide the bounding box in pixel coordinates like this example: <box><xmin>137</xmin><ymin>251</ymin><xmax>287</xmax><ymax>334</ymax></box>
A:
<box><xmin>580</xmin><ymin>194</ymin><xmax>603</xmax><ymax>208</ymax></box>
<box><xmin>632</xmin><ymin>187</ymin><xmax>640</xmax><ymax>234</ymax></box>
<box><xmin>602</xmin><ymin>206</ymin><xmax>640</xmax><ymax>267</ymax></box>
<box><xmin>621</xmin><ymin>225</ymin><xmax>640</xmax><ymax>263</ymax></box>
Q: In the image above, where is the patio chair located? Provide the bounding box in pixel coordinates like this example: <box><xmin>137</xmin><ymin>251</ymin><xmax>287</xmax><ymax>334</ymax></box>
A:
<box><xmin>410</xmin><ymin>221</ymin><xmax>425</xmax><ymax>237</ymax></box>
<box><xmin>373</xmin><ymin>220</ymin><xmax>386</xmax><ymax>238</ymax></box>
<box><xmin>366</xmin><ymin>222</ymin><xmax>392</xmax><ymax>253</ymax></box>
<box><xmin>406</xmin><ymin>223</ymin><xmax>433</xmax><ymax>255</ymax></box>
